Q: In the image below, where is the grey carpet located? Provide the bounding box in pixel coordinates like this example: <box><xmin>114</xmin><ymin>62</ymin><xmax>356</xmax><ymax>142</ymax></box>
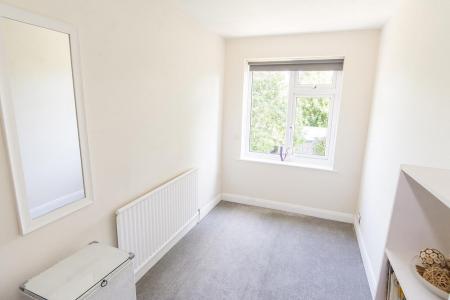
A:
<box><xmin>136</xmin><ymin>201</ymin><xmax>371</xmax><ymax>300</ymax></box>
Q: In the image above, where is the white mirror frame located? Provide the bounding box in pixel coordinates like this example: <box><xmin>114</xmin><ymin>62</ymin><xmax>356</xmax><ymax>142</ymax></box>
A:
<box><xmin>0</xmin><ymin>4</ymin><xmax>94</xmax><ymax>235</ymax></box>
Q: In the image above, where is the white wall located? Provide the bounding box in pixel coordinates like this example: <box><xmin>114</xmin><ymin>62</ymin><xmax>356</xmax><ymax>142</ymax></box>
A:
<box><xmin>0</xmin><ymin>0</ymin><xmax>224</xmax><ymax>299</ymax></box>
<box><xmin>357</xmin><ymin>0</ymin><xmax>450</xmax><ymax>296</ymax></box>
<box><xmin>222</xmin><ymin>30</ymin><xmax>379</xmax><ymax>215</ymax></box>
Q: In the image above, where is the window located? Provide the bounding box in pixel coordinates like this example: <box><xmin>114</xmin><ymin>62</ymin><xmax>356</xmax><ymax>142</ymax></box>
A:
<box><xmin>242</xmin><ymin>59</ymin><xmax>344</xmax><ymax>170</ymax></box>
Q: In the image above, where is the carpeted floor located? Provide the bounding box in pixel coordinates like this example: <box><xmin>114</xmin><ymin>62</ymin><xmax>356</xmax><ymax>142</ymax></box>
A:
<box><xmin>136</xmin><ymin>201</ymin><xmax>371</xmax><ymax>300</ymax></box>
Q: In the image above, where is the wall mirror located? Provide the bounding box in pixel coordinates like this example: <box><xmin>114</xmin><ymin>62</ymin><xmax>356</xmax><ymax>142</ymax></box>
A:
<box><xmin>0</xmin><ymin>5</ymin><xmax>93</xmax><ymax>234</ymax></box>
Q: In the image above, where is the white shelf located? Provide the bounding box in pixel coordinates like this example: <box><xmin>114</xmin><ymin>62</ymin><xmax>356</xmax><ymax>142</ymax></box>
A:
<box><xmin>378</xmin><ymin>165</ymin><xmax>450</xmax><ymax>300</ymax></box>
<box><xmin>401</xmin><ymin>164</ymin><xmax>450</xmax><ymax>208</ymax></box>
<box><xmin>386</xmin><ymin>248</ymin><xmax>441</xmax><ymax>300</ymax></box>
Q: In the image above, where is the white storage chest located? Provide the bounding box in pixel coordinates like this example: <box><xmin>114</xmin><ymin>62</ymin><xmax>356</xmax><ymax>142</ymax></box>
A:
<box><xmin>20</xmin><ymin>242</ymin><xmax>136</xmax><ymax>300</ymax></box>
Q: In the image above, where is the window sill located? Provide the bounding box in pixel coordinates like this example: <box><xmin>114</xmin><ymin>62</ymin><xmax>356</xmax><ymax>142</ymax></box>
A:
<box><xmin>239</xmin><ymin>156</ymin><xmax>336</xmax><ymax>172</ymax></box>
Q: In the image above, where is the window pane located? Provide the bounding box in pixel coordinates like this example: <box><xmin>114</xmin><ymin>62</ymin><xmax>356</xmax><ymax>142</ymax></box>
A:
<box><xmin>293</xmin><ymin>97</ymin><xmax>330</xmax><ymax>157</ymax></box>
<box><xmin>249</xmin><ymin>71</ymin><xmax>289</xmax><ymax>154</ymax></box>
<box><xmin>298</xmin><ymin>71</ymin><xmax>335</xmax><ymax>86</ymax></box>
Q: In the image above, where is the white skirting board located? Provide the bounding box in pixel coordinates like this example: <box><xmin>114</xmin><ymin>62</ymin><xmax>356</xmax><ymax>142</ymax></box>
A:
<box><xmin>354</xmin><ymin>217</ymin><xmax>376</xmax><ymax>298</ymax></box>
<box><xmin>199</xmin><ymin>194</ymin><xmax>222</xmax><ymax>221</ymax></box>
<box><xmin>221</xmin><ymin>193</ymin><xmax>354</xmax><ymax>223</ymax></box>
<box><xmin>134</xmin><ymin>194</ymin><xmax>221</xmax><ymax>282</ymax></box>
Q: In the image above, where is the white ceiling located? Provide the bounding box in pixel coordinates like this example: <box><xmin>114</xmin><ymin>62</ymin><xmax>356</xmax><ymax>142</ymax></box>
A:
<box><xmin>177</xmin><ymin>0</ymin><xmax>400</xmax><ymax>37</ymax></box>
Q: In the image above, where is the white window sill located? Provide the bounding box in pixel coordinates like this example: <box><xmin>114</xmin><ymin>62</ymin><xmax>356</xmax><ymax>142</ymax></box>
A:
<box><xmin>239</xmin><ymin>156</ymin><xmax>336</xmax><ymax>172</ymax></box>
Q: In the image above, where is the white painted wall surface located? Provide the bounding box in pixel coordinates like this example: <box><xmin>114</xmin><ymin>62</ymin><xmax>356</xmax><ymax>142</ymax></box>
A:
<box><xmin>222</xmin><ymin>30</ymin><xmax>379</xmax><ymax>214</ymax></box>
<box><xmin>0</xmin><ymin>1</ymin><xmax>224</xmax><ymax>299</ymax></box>
<box><xmin>357</xmin><ymin>0</ymin><xmax>450</xmax><ymax>295</ymax></box>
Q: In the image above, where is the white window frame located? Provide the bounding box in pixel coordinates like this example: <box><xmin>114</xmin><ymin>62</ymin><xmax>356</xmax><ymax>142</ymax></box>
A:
<box><xmin>240</xmin><ymin>59</ymin><xmax>343</xmax><ymax>171</ymax></box>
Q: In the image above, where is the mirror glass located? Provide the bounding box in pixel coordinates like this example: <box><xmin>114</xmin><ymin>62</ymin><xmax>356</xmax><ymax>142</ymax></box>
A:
<box><xmin>0</xmin><ymin>18</ymin><xmax>85</xmax><ymax>220</ymax></box>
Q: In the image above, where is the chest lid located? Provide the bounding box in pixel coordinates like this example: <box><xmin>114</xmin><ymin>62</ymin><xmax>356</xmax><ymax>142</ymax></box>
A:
<box><xmin>21</xmin><ymin>243</ymin><xmax>131</xmax><ymax>300</ymax></box>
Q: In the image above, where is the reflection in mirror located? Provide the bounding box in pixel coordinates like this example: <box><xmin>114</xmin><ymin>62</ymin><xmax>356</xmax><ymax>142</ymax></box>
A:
<box><xmin>0</xmin><ymin>15</ymin><xmax>88</xmax><ymax>228</ymax></box>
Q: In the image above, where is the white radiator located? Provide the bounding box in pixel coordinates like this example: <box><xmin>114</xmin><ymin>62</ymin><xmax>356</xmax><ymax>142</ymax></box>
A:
<box><xmin>116</xmin><ymin>169</ymin><xmax>199</xmax><ymax>282</ymax></box>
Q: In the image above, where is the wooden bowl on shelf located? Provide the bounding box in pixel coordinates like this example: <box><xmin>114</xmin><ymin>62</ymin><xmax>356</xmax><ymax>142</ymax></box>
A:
<box><xmin>411</xmin><ymin>256</ymin><xmax>450</xmax><ymax>299</ymax></box>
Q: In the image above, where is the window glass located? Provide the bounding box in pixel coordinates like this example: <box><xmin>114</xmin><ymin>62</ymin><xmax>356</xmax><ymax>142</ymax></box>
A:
<box><xmin>298</xmin><ymin>71</ymin><xmax>335</xmax><ymax>86</ymax></box>
<box><xmin>243</xmin><ymin>65</ymin><xmax>342</xmax><ymax>169</ymax></box>
<box><xmin>249</xmin><ymin>71</ymin><xmax>289</xmax><ymax>154</ymax></box>
<box><xmin>293</xmin><ymin>96</ymin><xmax>331</xmax><ymax>157</ymax></box>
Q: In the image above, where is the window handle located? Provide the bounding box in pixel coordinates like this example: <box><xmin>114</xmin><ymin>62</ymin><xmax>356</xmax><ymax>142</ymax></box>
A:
<box><xmin>279</xmin><ymin>146</ymin><xmax>289</xmax><ymax>161</ymax></box>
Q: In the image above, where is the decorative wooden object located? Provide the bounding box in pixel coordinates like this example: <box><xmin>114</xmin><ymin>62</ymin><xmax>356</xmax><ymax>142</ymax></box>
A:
<box><xmin>415</xmin><ymin>248</ymin><xmax>450</xmax><ymax>296</ymax></box>
<box><xmin>422</xmin><ymin>266</ymin><xmax>450</xmax><ymax>293</ymax></box>
<box><xmin>420</xmin><ymin>248</ymin><xmax>448</xmax><ymax>268</ymax></box>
